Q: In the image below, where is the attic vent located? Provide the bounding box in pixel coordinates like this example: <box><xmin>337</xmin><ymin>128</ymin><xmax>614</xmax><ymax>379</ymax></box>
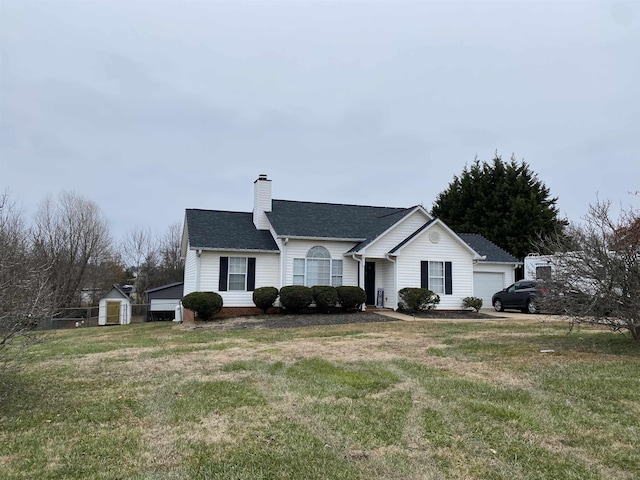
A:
<box><xmin>429</xmin><ymin>231</ymin><xmax>441</xmax><ymax>244</ymax></box>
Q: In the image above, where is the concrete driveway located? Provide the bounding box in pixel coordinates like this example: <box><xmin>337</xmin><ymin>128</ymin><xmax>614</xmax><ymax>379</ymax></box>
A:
<box><xmin>480</xmin><ymin>308</ymin><xmax>559</xmax><ymax>321</ymax></box>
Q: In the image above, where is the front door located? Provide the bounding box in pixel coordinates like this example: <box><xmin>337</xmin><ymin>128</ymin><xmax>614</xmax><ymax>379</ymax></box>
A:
<box><xmin>365</xmin><ymin>262</ymin><xmax>376</xmax><ymax>305</ymax></box>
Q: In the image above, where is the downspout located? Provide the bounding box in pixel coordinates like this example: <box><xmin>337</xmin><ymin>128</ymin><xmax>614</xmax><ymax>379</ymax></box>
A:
<box><xmin>351</xmin><ymin>253</ymin><xmax>365</xmax><ymax>311</ymax></box>
<box><xmin>281</xmin><ymin>238</ymin><xmax>289</xmax><ymax>290</ymax></box>
<box><xmin>195</xmin><ymin>249</ymin><xmax>202</xmax><ymax>291</ymax></box>
<box><xmin>385</xmin><ymin>253</ymin><xmax>397</xmax><ymax>310</ymax></box>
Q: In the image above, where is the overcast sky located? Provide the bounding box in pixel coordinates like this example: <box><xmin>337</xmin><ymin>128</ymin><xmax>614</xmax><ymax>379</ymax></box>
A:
<box><xmin>1</xmin><ymin>0</ymin><xmax>638</xmax><ymax>242</ymax></box>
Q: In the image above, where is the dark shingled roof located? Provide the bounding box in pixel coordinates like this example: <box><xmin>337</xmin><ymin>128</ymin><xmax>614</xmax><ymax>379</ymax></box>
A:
<box><xmin>185</xmin><ymin>209</ymin><xmax>279</xmax><ymax>251</ymax></box>
<box><xmin>266</xmin><ymin>200</ymin><xmax>415</xmax><ymax>244</ymax></box>
<box><xmin>458</xmin><ymin>233</ymin><xmax>519</xmax><ymax>263</ymax></box>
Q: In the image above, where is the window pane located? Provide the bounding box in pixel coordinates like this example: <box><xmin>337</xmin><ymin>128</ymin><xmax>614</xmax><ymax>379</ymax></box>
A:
<box><xmin>229</xmin><ymin>257</ymin><xmax>247</xmax><ymax>274</ymax></box>
<box><xmin>429</xmin><ymin>261</ymin><xmax>444</xmax><ymax>276</ymax></box>
<box><xmin>307</xmin><ymin>258</ymin><xmax>330</xmax><ymax>286</ymax></box>
<box><xmin>331</xmin><ymin>260</ymin><xmax>343</xmax><ymax>287</ymax></box>
<box><xmin>307</xmin><ymin>246</ymin><xmax>330</xmax><ymax>259</ymax></box>
<box><xmin>430</xmin><ymin>278</ymin><xmax>444</xmax><ymax>294</ymax></box>
<box><xmin>229</xmin><ymin>274</ymin><xmax>246</xmax><ymax>290</ymax></box>
<box><xmin>293</xmin><ymin>258</ymin><xmax>305</xmax><ymax>275</ymax></box>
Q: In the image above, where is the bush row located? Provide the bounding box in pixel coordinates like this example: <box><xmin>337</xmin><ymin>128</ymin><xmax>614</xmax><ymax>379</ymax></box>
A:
<box><xmin>182</xmin><ymin>287</ymin><xmax>484</xmax><ymax>320</ymax></box>
<box><xmin>255</xmin><ymin>285</ymin><xmax>366</xmax><ymax>313</ymax></box>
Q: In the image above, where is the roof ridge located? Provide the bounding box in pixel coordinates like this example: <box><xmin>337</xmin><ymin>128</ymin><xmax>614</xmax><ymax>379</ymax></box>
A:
<box><xmin>187</xmin><ymin>208</ymin><xmax>251</xmax><ymax>214</ymax></box>
<box><xmin>272</xmin><ymin>198</ymin><xmax>409</xmax><ymax>210</ymax></box>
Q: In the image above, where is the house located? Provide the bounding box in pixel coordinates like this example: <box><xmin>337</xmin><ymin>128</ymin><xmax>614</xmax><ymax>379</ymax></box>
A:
<box><xmin>145</xmin><ymin>282</ymin><xmax>184</xmax><ymax>321</ymax></box>
<box><xmin>180</xmin><ymin>174</ymin><xmax>519</xmax><ymax>315</ymax></box>
<box><xmin>98</xmin><ymin>285</ymin><xmax>133</xmax><ymax>325</ymax></box>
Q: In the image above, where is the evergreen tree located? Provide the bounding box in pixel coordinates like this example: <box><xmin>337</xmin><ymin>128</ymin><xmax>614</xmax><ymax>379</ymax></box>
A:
<box><xmin>431</xmin><ymin>153</ymin><xmax>566</xmax><ymax>259</ymax></box>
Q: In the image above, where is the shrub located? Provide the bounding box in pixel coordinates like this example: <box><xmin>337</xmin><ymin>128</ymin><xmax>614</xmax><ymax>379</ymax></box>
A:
<box><xmin>181</xmin><ymin>291</ymin><xmax>223</xmax><ymax>320</ymax></box>
<box><xmin>462</xmin><ymin>296</ymin><xmax>483</xmax><ymax>312</ymax></box>
<box><xmin>279</xmin><ymin>286</ymin><xmax>313</xmax><ymax>313</ymax></box>
<box><xmin>312</xmin><ymin>286</ymin><xmax>339</xmax><ymax>313</ymax></box>
<box><xmin>252</xmin><ymin>287</ymin><xmax>279</xmax><ymax>313</ymax></box>
<box><xmin>398</xmin><ymin>288</ymin><xmax>440</xmax><ymax>313</ymax></box>
<box><xmin>336</xmin><ymin>286</ymin><xmax>366</xmax><ymax>311</ymax></box>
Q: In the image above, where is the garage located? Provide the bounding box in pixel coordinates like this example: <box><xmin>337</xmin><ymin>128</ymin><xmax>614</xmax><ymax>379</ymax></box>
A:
<box><xmin>145</xmin><ymin>282</ymin><xmax>184</xmax><ymax>321</ymax></box>
<box><xmin>473</xmin><ymin>272</ymin><xmax>506</xmax><ymax>309</ymax></box>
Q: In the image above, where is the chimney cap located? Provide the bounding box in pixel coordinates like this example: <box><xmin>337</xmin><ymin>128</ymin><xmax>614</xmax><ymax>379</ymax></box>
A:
<box><xmin>257</xmin><ymin>174</ymin><xmax>269</xmax><ymax>180</ymax></box>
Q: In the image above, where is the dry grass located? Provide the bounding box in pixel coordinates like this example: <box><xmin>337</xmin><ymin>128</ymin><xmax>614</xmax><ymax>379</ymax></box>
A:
<box><xmin>1</xmin><ymin>316</ymin><xmax>638</xmax><ymax>479</ymax></box>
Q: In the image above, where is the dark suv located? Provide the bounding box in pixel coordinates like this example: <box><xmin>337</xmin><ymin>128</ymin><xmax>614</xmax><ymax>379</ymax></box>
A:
<box><xmin>492</xmin><ymin>280</ymin><xmax>546</xmax><ymax>314</ymax></box>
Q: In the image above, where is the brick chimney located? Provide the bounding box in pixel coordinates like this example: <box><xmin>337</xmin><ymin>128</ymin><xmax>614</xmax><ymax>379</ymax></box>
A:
<box><xmin>253</xmin><ymin>174</ymin><xmax>272</xmax><ymax>230</ymax></box>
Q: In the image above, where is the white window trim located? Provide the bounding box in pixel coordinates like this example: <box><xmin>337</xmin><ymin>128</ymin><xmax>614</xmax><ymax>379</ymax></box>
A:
<box><xmin>293</xmin><ymin>247</ymin><xmax>343</xmax><ymax>287</ymax></box>
<box><xmin>429</xmin><ymin>260</ymin><xmax>445</xmax><ymax>294</ymax></box>
<box><xmin>228</xmin><ymin>257</ymin><xmax>248</xmax><ymax>291</ymax></box>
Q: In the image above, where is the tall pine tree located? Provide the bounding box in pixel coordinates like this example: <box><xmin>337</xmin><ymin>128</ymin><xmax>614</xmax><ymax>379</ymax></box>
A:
<box><xmin>431</xmin><ymin>153</ymin><xmax>566</xmax><ymax>259</ymax></box>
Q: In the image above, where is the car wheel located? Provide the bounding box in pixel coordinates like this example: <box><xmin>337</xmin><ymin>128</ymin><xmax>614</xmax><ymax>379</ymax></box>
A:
<box><xmin>493</xmin><ymin>299</ymin><xmax>504</xmax><ymax>312</ymax></box>
<box><xmin>526</xmin><ymin>299</ymin><xmax>537</xmax><ymax>314</ymax></box>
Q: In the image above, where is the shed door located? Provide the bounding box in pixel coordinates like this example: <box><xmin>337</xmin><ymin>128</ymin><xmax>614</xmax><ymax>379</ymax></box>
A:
<box><xmin>106</xmin><ymin>301</ymin><xmax>120</xmax><ymax>324</ymax></box>
<box><xmin>473</xmin><ymin>272</ymin><xmax>504</xmax><ymax>309</ymax></box>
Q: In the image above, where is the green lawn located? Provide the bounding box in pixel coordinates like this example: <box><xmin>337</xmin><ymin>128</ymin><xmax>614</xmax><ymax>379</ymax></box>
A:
<box><xmin>1</xmin><ymin>317</ymin><xmax>638</xmax><ymax>479</ymax></box>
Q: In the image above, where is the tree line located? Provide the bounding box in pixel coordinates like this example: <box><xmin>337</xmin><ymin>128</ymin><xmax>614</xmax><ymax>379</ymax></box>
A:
<box><xmin>0</xmin><ymin>190</ymin><xmax>184</xmax><ymax>320</ymax></box>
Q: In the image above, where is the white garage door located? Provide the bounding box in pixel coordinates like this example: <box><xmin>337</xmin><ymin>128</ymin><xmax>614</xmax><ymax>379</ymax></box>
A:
<box><xmin>150</xmin><ymin>299</ymin><xmax>180</xmax><ymax>311</ymax></box>
<box><xmin>473</xmin><ymin>272</ymin><xmax>505</xmax><ymax>309</ymax></box>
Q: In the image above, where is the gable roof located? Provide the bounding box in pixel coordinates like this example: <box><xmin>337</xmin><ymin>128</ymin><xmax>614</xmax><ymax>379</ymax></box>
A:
<box><xmin>458</xmin><ymin>233</ymin><xmax>520</xmax><ymax>263</ymax></box>
<box><xmin>266</xmin><ymin>199</ymin><xmax>416</xmax><ymax>242</ymax></box>
<box><xmin>388</xmin><ymin>218</ymin><xmax>483</xmax><ymax>259</ymax></box>
<box><xmin>185</xmin><ymin>209</ymin><xmax>279</xmax><ymax>252</ymax></box>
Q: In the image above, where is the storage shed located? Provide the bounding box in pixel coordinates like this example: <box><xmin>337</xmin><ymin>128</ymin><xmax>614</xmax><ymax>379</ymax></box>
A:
<box><xmin>98</xmin><ymin>285</ymin><xmax>133</xmax><ymax>325</ymax></box>
<box><xmin>145</xmin><ymin>282</ymin><xmax>184</xmax><ymax>321</ymax></box>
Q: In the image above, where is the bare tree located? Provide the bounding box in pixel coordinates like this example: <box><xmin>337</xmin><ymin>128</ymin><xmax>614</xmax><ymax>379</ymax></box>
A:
<box><xmin>155</xmin><ymin>222</ymin><xmax>185</xmax><ymax>286</ymax></box>
<box><xmin>32</xmin><ymin>192</ymin><xmax>112</xmax><ymax>311</ymax></box>
<box><xmin>119</xmin><ymin>227</ymin><xmax>157</xmax><ymax>303</ymax></box>
<box><xmin>0</xmin><ymin>192</ymin><xmax>53</xmax><ymax>387</ymax></box>
<box><xmin>536</xmin><ymin>199</ymin><xmax>640</xmax><ymax>342</ymax></box>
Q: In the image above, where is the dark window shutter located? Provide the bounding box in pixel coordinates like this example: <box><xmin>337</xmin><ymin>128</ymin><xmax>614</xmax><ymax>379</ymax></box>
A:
<box><xmin>445</xmin><ymin>261</ymin><xmax>452</xmax><ymax>295</ymax></box>
<box><xmin>420</xmin><ymin>261</ymin><xmax>428</xmax><ymax>289</ymax></box>
<box><xmin>219</xmin><ymin>257</ymin><xmax>228</xmax><ymax>291</ymax></box>
<box><xmin>247</xmin><ymin>257</ymin><xmax>256</xmax><ymax>291</ymax></box>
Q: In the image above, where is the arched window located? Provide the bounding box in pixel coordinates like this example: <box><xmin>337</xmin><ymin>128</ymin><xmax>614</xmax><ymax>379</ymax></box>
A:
<box><xmin>293</xmin><ymin>246</ymin><xmax>343</xmax><ymax>287</ymax></box>
<box><xmin>306</xmin><ymin>246</ymin><xmax>330</xmax><ymax>286</ymax></box>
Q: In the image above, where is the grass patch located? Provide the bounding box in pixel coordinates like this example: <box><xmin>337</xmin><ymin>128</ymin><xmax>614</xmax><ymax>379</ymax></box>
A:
<box><xmin>2</xmin><ymin>319</ymin><xmax>638</xmax><ymax>479</ymax></box>
<box><xmin>285</xmin><ymin>358</ymin><xmax>400</xmax><ymax>398</ymax></box>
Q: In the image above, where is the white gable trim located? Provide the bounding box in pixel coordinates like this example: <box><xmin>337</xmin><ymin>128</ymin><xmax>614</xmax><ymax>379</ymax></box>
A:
<box><xmin>350</xmin><ymin>205</ymin><xmax>431</xmax><ymax>255</ymax></box>
<box><xmin>392</xmin><ymin>218</ymin><xmax>484</xmax><ymax>259</ymax></box>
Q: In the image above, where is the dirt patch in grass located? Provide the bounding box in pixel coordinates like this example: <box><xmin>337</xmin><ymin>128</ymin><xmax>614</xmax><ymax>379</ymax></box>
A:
<box><xmin>178</xmin><ymin>311</ymin><xmax>502</xmax><ymax>332</ymax></box>
<box><xmin>180</xmin><ymin>312</ymin><xmax>399</xmax><ymax>330</ymax></box>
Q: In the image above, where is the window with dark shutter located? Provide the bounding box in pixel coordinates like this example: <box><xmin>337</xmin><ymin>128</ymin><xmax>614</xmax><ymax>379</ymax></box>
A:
<box><xmin>219</xmin><ymin>257</ymin><xmax>228</xmax><ymax>291</ymax></box>
<box><xmin>445</xmin><ymin>261</ymin><xmax>452</xmax><ymax>295</ymax></box>
<box><xmin>420</xmin><ymin>261</ymin><xmax>428</xmax><ymax>289</ymax></box>
<box><xmin>247</xmin><ymin>257</ymin><xmax>256</xmax><ymax>291</ymax></box>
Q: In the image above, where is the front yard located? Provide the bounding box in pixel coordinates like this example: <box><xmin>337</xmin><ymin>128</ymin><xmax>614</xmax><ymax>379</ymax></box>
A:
<box><xmin>1</xmin><ymin>314</ymin><xmax>638</xmax><ymax>479</ymax></box>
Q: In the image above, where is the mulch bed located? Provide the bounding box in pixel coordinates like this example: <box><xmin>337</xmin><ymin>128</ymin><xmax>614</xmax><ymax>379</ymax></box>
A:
<box><xmin>181</xmin><ymin>310</ymin><xmax>496</xmax><ymax>331</ymax></box>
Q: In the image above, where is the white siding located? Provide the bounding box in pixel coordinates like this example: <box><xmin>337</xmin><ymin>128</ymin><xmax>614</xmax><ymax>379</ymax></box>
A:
<box><xmin>283</xmin><ymin>239</ymin><xmax>359</xmax><ymax>286</ymax></box>
<box><xmin>185</xmin><ymin>250</ymin><xmax>281</xmax><ymax>307</ymax></box>
<box><xmin>395</xmin><ymin>224</ymin><xmax>474</xmax><ymax>309</ymax></box>
<box><xmin>365</xmin><ymin>210</ymin><xmax>430</xmax><ymax>258</ymax></box>
<box><xmin>183</xmin><ymin>248</ymin><xmax>198</xmax><ymax>295</ymax></box>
